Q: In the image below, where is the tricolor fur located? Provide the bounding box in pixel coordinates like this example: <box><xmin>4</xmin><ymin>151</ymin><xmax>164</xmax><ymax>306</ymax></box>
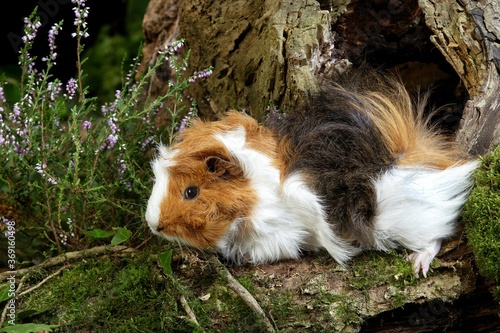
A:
<box><xmin>146</xmin><ymin>71</ymin><xmax>478</xmax><ymax>277</ymax></box>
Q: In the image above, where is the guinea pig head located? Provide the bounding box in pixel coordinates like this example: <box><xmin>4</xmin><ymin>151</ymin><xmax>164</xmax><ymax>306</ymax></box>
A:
<box><xmin>145</xmin><ymin>143</ymin><xmax>256</xmax><ymax>250</ymax></box>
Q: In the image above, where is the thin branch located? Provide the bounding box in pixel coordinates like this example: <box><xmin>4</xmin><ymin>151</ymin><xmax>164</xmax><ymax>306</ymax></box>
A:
<box><xmin>215</xmin><ymin>258</ymin><xmax>276</xmax><ymax>333</ymax></box>
<box><xmin>179</xmin><ymin>295</ymin><xmax>203</xmax><ymax>331</ymax></box>
<box><xmin>17</xmin><ymin>265</ymin><xmax>69</xmax><ymax>297</ymax></box>
<box><xmin>0</xmin><ymin>245</ymin><xmax>135</xmax><ymax>282</ymax></box>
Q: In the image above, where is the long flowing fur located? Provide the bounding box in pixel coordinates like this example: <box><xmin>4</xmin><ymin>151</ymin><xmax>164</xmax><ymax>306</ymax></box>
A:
<box><xmin>146</xmin><ymin>69</ymin><xmax>478</xmax><ymax>277</ymax></box>
<box><xmin>270</xmin><ymin>69</ymin><xmax>477</xmax><ymax>276</ymax></box>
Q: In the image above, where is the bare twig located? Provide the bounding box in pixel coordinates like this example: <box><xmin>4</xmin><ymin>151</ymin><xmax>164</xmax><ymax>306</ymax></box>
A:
<box><xmin>17</xmin><ymin>265</ymin><xmax>69</xmax><ymax>297</ymax></box>
<box><xmin>215</xmin><ymin>258</ymin><xmax>276</xmax><ymax>333</ymax></box>
<box><xmin>179</xmin><ymin>295</ymin><xmax>203</xmax><ymax>331</ymax></box>
<box><xmin>0</xmin><ymin>245</ymin><xmax>136</xmax><ymax>282</ymax></box>
<box><xmin>136</xmin><ymin>234</ymin><xmax>154</xmax><ymax>250</ymax></box>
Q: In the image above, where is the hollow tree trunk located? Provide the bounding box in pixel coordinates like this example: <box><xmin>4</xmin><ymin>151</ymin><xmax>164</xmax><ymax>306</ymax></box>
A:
<box><xmin>140</xmin><ymin>0</ymin><xmax>499</xmax><ymax>155</ymax></box>
<box><xmin>418</xmin><ymin>0</ymin><xmax>500</xmax><ymax>155</ymax></box>
<box><xmin>139</xmin><ymin>0</ymin><xmax>500</xmax><ymax>331</ymax></box>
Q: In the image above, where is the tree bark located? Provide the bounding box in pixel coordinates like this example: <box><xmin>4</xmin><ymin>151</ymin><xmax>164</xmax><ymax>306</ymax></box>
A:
<box><xmin>418</xmin><ymin>0</ymin><xmax>500</xmax><ymax>155</ymax></box>
<box><xmin>141</xmin><ymin>0</ymin><xmax>349</xmax><ymax>121</ymax></box>
<box><xmin>140</xmin><ymin>0</ymin><xmax>499</xmax><ymax>153</ymax></box>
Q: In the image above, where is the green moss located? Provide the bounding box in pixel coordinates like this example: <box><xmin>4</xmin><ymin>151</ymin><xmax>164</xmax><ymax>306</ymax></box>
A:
<box><xmin>335</xmin><ymin>301</ymin><xmax>363</xmax><ymax>325</ymax></box>
<box><xmin>391</xmin><ymin>291</ymin><xmax>408</xmax><ymax>308</ymax></box>
<box><xmin>463</xmin><ymin>145</ymin><xmax>500</xmax><ymax>300</ymax></box>
<box><xmin>17</xmin><ymin>253</ymin><xmax>194</xmax><ymax>332</ymax></box>
<box><xmin>349</xmin><ymin>251</ymin><xmax>417</xmax><ymax>290</ymax></box>
<box><xmin>14</xmin><ymin>251</ymin><xmax>278</xmax><ymax>332</ymax></box>
<box><xmin>265</xmin><ymin>290</ymin><xmax>300</xmax><ymax>326</ymax></box>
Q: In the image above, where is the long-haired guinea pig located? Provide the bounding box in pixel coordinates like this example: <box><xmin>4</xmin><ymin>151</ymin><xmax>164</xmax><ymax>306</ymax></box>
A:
<box><xmin>145</xmin><ymin>70</ymin><xmax>478</xmax><ymax>277</ymax></box>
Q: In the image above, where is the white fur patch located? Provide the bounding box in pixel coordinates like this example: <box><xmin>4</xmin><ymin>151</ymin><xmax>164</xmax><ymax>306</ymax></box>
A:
<box><xmin>281</xmin><ymin>173</ymin><xmax>359</xmax><ymax>264</ymax></box>
<box><xmin>145</xmin><ymin>145</ymin><xmax>178</xmax><ymax>236</ymax></box>
<box><xmin>214</xmin><ymin>127</ymin><xmax>357</xmax><ymax>265</ymax></box>
<box><xmin>215</xmin><ymin>127</ymin><xmax>308</xmax><ymax>263</ymax></box>
<box><xmin>372</xmin><ymin>161</ymin><xmax>479</xmax><ymax>275</ymax></box>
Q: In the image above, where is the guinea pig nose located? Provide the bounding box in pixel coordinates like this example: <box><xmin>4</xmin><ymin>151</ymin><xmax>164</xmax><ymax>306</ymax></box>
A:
<box><xmin>156</xmin><ymin>225</ymin><xmax>165</xmax><ymax>232</ymax></box>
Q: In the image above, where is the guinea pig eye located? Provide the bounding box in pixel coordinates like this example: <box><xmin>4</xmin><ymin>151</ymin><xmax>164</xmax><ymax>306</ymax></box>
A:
<box><xmin>183</xmin><ymin>186</ymin><xmax>200</xmax><ymax>200</ymax></box>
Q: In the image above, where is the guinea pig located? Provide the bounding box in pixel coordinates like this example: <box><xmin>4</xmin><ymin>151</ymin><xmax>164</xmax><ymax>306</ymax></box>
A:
<box><xmin>145</xmin><ymin>70</ymin><xmax>478</xmax><ymax>278</ymax></box>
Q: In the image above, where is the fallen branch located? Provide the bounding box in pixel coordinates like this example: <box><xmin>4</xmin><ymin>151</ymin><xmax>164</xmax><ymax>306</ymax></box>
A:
<box><xmin>17</xmin><ymin>265</ymin><xmax>69</xmax><ymax>298</ymax></box>
<box><xmin>0</xmin><ymin>245</ymin><xmax>136</xmax><ymax>282</ymax></box>
<box><xmin>179</xmin><ymin>295</ymin><xmax>203</xmax><ymax>331</ymax></box>
<box><xmin>215</xmin><ymin>258</ymin><xmax>276</xmax><ymax>333</ymax></box>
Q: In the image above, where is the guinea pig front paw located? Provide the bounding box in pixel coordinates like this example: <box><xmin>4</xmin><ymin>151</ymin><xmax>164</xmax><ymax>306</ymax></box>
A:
<box><xmin>407</xmin><ymin>239</ymin><xmax>443</xmax><ymax>278</ymax></box>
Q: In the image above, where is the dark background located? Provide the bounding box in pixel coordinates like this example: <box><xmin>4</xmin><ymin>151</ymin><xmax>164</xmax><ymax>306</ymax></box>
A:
<box><xmin>0</xmin><ymin>0</ymin><xmax>147</xmax><ymax>101</ymax></box>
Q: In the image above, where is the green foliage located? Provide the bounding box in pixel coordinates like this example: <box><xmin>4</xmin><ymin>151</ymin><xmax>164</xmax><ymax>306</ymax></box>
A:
<box><xmin>82</xmin><ymin>0</ymin><xmax>150</xmax><ymax>102</ymax></box>
<box><xmin>110</xmin><ymin>227</ymin><xmax>133</xmax><ymax>245</ymax></box>
<box><xmin>16</xmin><ymin>256</ymin><xmax>183</xmax><ymax>332</ymax></box>
<box><xmin>463</xmin><ymin>145</ymin><xmax>500</xmax><ymax>300</ymax></box>
<box><xmin>12</xmin><ymin>253</ymin><xmax>273</xmax><ymax>332</ymax></box>
<box><xmin>0</xmin><ymin>286</ymin><xmax>11</xmax><ymax>304</ymax></box>
<box><xmin>84</xmin><ymin>228</ymin><xmax>116</xmax><ymax>239</ymax></box>
<box><xmin>0</xmin><ymin>4</ymin><xmax>211</xmax><ymax>258</ymax></box>
<box><xmin>157</xmin><ymin>249</ymin><xmax>174</xmax><ymax>275</ymax></box>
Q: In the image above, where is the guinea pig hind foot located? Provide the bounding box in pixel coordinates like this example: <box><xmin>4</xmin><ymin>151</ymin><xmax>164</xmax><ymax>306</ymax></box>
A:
<box><xmin>407</xmin><ymin>239</ymin><xmax>443</xmax><ymax>278</ymax></box>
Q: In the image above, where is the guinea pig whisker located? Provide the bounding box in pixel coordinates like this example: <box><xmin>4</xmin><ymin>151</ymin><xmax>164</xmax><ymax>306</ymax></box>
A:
<box><xmin>175</xmin><ymin>237</ymin><xmax>187</xmax><ymax>258</ymax></box>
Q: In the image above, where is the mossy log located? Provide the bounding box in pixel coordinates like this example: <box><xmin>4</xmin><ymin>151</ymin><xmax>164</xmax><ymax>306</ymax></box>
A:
<box><xmin>138</xmin><ymin>0</ymin><xmax>500</xmax><ymax>331</ymax></box>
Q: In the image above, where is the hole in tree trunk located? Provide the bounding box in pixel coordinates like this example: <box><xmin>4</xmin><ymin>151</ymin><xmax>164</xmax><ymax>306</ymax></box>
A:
<box><xmin>332</xmin><ymin>0</ymin><xmax>467</xmax><ymax>134</ymax></box>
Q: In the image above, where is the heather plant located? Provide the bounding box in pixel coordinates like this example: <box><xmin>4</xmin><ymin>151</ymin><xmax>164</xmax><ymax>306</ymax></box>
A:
<box><xmin>0</xmin><ymin>1</ymin><xmax>212</xmax><ymax>255</ymax></box>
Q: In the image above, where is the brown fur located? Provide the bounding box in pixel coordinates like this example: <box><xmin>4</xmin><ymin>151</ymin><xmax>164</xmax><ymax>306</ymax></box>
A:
<box><xmin>340</xmin><ymin>73</ymin><xmax>470</xmax><ymax>169</ymax></box>
<box><xmin>157</xmin><ymin>112</ymin><xmax>273</xmax><ymax>248</ymax></box>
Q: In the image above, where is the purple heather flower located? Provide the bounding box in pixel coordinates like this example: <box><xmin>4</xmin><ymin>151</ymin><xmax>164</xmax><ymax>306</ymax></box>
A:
<box><xmin>118</xmin><ymin>160</ymin><xmax>127</xmax><ymax>176</ymax></box>
<box><xmin>42</xmin><ymin>23</ymin><xmax>63</xmax><ymax>62</ymax></box>
<box><xmin>177</xmin><ymin>116</ymin><xmax>189</xmax><ymax>134</ymax></box>
<box><xmin>22</xmin><ymin>17</ymin><xmax>42</xmax><ymax>42</ymax></box>
<box><xmin>141</xmin><ymin>136</ymin><xmax>154</xmax><ymax>149</ymax></box>
<box><xmin>0</xmin><ymin>86</ymin><xmax>6</xmax><ymax>103</ymax></box>
<box><xmin>48</xmin><ymin>81</ymin><xmax>62</xmax><ymax>101</ymax></box>
<box><xmin>163</xmin><ymin>39</ymin><xmax>185</xmax><ymax>56</ymax></box>
<box><xmin>65</xmin><ymin>78</ymin><xmax>78</xmax><ymax>100</ymax></box>
<box><xmin>35</xmin><ymin>162</ymin><xmax>58</xmax><ymax>185</ymax></box>
<box><xmin>71</xmin><ymin>0</ymin><xmax>87</xmax><ymax>6</ymax></box>
<box><xmin>188</xmin><ymin>68</ymin><xmax>213</xmax><ymax>83</ymax></box>
<box><xmin>13</xmin><ymin>104</ymin><xmax>20</xmax><ymax>117</ymax></box>
<box><xmin>100</xmin><ymin>134</ymin><xmax>119</xmax><ymax>151</ymax></box>
<box><xmin>82</xmin><ymin>120</ymin><xmax>92</xmax><ymax>130</ymax></box>
<box><xmin>71</xmin><ymin>0</ymin><xmax>90</xmax><ymax>38</ymax></box>
<box><xmin>177</xmin><ymin>108</ymin><xmax>197</xmax><ymax>134</ymax></box>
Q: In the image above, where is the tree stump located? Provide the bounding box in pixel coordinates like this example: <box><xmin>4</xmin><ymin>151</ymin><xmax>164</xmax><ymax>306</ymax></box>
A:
<box><xmin>139</xmin><ymin>0</ymin><xmax>500</xmax><ymax>330</ymax></box>
<box><xmin>140</xmin><ymin>0</ymin><xmax>499</xmax><ymax>155</ymax></box>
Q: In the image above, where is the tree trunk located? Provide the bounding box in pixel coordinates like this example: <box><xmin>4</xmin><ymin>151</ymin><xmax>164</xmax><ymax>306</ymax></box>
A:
<box><xmin>140</xmin><ymin>0</ymin><xmax>499</xmax><ymax>154</ymax></box>
<box><xmin>139</xmin><ymin>0</ymin><xmax>500</xmax><ymax>330</ymax></box>
<box><xmin>418</xmin><ymin>0</ymin><xmax>500</xmax><ymax>155</ymax></box>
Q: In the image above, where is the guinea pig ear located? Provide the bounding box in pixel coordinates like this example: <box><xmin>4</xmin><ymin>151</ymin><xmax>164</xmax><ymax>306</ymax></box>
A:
<box><xmin>205</xmin><ymin>156</ymin><xmax>243</xmax><ymax>178</ymax></box>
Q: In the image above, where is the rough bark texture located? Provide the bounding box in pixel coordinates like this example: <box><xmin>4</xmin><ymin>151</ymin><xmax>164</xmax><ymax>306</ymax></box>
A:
<box><xmin>141</xmin><ymin>0</ymin><xmax>351</xmax><ymax>121</ymax></box>
<box><xmin>419</xmin><ymin>0</ymin><xmax>500</xmax><ymax>155</ymax></box>
<box><xmin>140</xmin><ymin>0</ymin><xmax>500</xmax><ymax>153</ymax></box>
<box><xmin>139</xmin><ymin>0</ymin><xmax>500</xmax><ymax>330</ymax></box>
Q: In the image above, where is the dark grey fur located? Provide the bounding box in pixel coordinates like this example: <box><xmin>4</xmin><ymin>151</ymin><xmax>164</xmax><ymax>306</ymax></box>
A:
<box><xmin>268</xmin><ymin>73</ymin><xmax>396</xmax><ymax>247</ymax></box>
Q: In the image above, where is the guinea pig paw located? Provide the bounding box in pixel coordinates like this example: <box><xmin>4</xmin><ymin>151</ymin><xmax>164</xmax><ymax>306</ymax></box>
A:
<box><xmin>407</xmin><ymin>252</ymin><xmax>430</xmax><ymax>278</ymax></box>
<box><xmin>407</xmin><ymin>239</ymin><xmax>443</xmax><ymax>278</ymax></box>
